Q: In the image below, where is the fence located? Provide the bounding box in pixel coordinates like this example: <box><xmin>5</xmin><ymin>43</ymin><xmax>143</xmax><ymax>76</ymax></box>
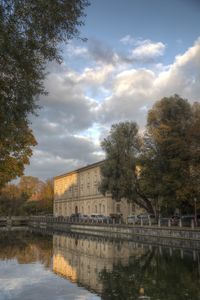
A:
<box><xmin>29</xmin><ymin>215</ymin><xmax>200</xmax><ymax>229</ymax></box>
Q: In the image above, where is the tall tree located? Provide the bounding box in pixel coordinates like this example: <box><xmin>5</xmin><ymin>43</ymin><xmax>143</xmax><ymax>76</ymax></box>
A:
<box><xmin>139</xmin><ymin>95</ymin><xmax>193</xmax><ymax>214</ymax></box>
<box><xmin>185</xmin><ymin>102</ymin><xmax>200</xmax><ymax>207</ymax></box>
<box><xmin>99</xmin><ymin>122</ymin><xmax>154</xmax><ymax>213</ymax></box>
<box><xmin>0</xmin><ymin>0</ymin><xmax>89</xmax><ymax>187</ymax></box>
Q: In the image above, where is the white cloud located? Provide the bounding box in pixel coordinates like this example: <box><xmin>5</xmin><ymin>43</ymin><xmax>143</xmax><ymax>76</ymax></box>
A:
<box><xmin>131</xmin><ymin>40</ymin><xmax>166</xmax><ymax>60</ymax></box>
<box><xmin>24</xmin><ymin>38</ymin><xmax>200</xmax><ymax>180</ymax></box>
<box><xmin>0</xmin><ymin>261</ymin><xmax>100</xmax><ymax>300</ymax></box>
<box><xmin>120</xmin><ymin>34</ymin><xmax>135</xmax><ymax>45</ymax></box>
<box><xmin>78</xmin><ymin>64</ymin><xmax>114</xmax><ymax>86</ymax></box>
<box><xmin>98</xmin><ymin>38</ymin><xmax>200</xmax><ymax>128</ymax></box>
<box><xmin>154</xmin><ymin>37</ymin><xmax>200</xmax><ymax>100</ymax></box>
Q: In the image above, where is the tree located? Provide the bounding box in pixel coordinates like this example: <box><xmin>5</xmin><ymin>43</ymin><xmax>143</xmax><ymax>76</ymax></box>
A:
<box><xmin>0</xmin><ymin>183</ymin><xmax>27</xmax><ymax>216</ymax></box>
<box><xmin>0</xmin><ymin>123</ymin><xmax>37</xmax><ymax>189</ymax></box>
<box><xmin>99</xmin><ymin>247</ymin><xmax>200</xmax><ymax>300</ymax></box>
<box><xmin>138</xmin><ymin>95</ymin><xmax>193</xmax><ymax>215</ymax></box>
<box><xmin>101</xmin><ymin>96</ymin><xmax>200</xmax><ymax>216</ymax></box>
<box><xmin>22</xmin><ymin>178</ymin><xmax>54</xmax><ymax>215</ymax></box>
<box><xmin>18</xmin><ymin>176</ymin><xmax>41</xmax><ymax>198</ymax></box>
<box><xmin>185</xmin><ymin>102</ymin><xmax>200</xmax><ymax>207</ymax></box>
<box><xmin>38</xmin><ymin>179</ymin><xmax>54</xmax><ymax>214</ymax></box>
<box><xmin>100</xmin><ymin>122</ymin><xmax>154</xmax><ymax>212</ymax></box>
<box><xmin>0</xmin><ymin>0</ymin><xmax>90</xmax><ymax>187</ymax></box>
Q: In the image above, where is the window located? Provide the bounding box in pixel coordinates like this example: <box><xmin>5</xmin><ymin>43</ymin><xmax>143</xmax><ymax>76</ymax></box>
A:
<box><xmin>116</xmin><ymin>204</ymin><xmax>120</xmax><ymax>213</ymax></box>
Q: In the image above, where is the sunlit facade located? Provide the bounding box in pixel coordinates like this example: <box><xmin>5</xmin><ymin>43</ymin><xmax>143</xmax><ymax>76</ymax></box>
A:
<box><xmin>54</xmin><ymin>161</ymin><xmax>141</xmax><ymax>221</ymax></box>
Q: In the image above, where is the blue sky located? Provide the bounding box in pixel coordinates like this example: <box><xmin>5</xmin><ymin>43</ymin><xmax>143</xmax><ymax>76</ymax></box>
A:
<box><xmin>24</xmin><ymin>0</ymin><xmax>200</xmax><ymax>180</ymax></box>
<box><xmin>83</xmin><ymin>0</ymin><xmax>200</xmax><ymax>63</ymax></box>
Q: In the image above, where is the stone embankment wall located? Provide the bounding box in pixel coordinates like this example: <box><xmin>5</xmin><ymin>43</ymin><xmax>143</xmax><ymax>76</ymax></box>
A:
<box><xmin>29</xmin><ymin>216</ymin><xmax>200</xmax><ymax>250</ymax></box>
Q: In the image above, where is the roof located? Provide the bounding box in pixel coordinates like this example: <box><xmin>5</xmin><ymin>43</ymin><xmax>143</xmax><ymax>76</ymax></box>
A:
<box><xmin>54</xmin><ymin>160</ymin><xmax>105</xmax><ymax>180</ymax></box>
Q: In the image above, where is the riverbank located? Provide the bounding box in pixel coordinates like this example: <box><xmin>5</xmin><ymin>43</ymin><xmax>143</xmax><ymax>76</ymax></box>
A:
<box><xmin>29</xmin><ymin>216</ymin><xmax>200</xmax><ymax>244</ymax></box>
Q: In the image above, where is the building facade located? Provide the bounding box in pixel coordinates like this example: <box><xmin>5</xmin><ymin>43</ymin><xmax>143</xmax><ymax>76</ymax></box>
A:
<box><xmin>54</xmin><ymin>161</ymin><xmax>141</xmax><ymax>221</ymax></box>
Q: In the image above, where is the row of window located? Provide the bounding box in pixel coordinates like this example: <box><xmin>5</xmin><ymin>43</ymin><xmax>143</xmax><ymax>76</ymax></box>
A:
<box><xmin>55</xmin><ymin>170</ymin><xmax>101</xmax><ymax>196</ymax></box>
<box><xmin>54</xmin><ymin>203</ymin><xmax>106</xmax><ymax>215</ymax></box>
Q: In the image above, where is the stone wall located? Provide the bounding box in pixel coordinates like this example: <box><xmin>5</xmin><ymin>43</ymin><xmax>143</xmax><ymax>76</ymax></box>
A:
<box><xmin>29</xmin><ymin>217</ymin><xmax>200</xmax><ymax>249</ymax></box>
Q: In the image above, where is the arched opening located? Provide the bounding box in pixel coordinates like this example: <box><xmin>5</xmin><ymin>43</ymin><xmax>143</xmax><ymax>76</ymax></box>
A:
<box><xmin>75</xmin><ymin>206</ymin><xmax>78</xmax><ymax>214</ymax></box>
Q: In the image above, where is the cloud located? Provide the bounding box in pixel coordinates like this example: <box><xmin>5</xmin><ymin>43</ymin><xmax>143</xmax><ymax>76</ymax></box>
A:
<box><xmin>131</xmin><ymin>40</ymin><xmax>166</xmax><ymax>61</ymax></box>
<box><xmin>98</xmin><ymin>38</ymin><xmax>200</xmax><ymax>128</ymax></box>
<box><xmin>78</xmin><ymin>64</ymin><xmax>114</xmax><ymax>87</ymax></box>
<box><xmin>24</xmin><ymin>37</ymin><xmax>200</xmax><ymax>180</ymax></box>
<box><xmin>154</xmin><ymin>38</ymin><xmax>200</xmax><ymax>100</ymax></box>
<box><xmin>28</xmin><ymin>114</ymin><xmax>104</xmax><ymax>178</ymax></box>
<box><xmin>38</xmin><ymin>69</ymin><xmax>97</xmax><ymax>133</ymax></box>
<box><xmin>0</xmin><ymin>261</ymin><xmax>100</xmax><ymax>300</ymax></box>
<box><xmin>120</xmin><ymin>34</ymin><xmax>135</xmax><ymax>45</ymax></box>
<box><xmin>87</xmin><ymin>39</ymin><xmax>119</xmax><ymax>65</ymax></box>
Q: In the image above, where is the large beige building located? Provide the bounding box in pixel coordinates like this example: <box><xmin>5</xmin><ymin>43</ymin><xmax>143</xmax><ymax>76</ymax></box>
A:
<box><xmin>54</xmin><ymin>160</ymin><xmax>141</xmax><ymax>221</ymax></box>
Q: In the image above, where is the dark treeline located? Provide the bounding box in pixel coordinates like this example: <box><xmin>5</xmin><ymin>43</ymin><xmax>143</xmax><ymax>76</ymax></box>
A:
<box><xmin>100</xmin><ymin>95</ymin><xmax>200</xmax><ymax>217</ymax></box>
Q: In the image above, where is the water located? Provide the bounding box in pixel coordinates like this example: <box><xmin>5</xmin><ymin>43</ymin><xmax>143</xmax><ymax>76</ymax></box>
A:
<box><xmin>0</xmin><ymin>230</ymin><xmax>200</xmax><ymax>300</ymax></box>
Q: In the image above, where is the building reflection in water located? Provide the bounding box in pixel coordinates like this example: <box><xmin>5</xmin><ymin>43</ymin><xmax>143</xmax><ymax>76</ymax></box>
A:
<box><xmin>0</xmin><ymin>230</ymin><xmax>200</xmax><ymax>299</ymax></box>
<box><xmin>52</xmin><ymin>233</ymin><xmax>200</xmax><ymax>300</ymax></box>
<box><xmin>53</xmin><ymin>234</ymin><xmax>146</xmax><ymax>294</ymax></box>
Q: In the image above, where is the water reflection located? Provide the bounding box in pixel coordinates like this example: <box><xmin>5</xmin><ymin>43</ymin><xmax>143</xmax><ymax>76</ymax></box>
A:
<box><xmin>52</xmin><ymin>233</ymin><xmax>200</xmax><ymax>300</ymax></box>
<box><xmin>0</xmin><ymin>230</ymin><xmax>52</xmax><ymax>267</ymax></box>
<box><xmin>0</xmin><ymin>230</ymin><xmax>200</xmax><ymax>300</ymax></box>
<box><xmin>53</xmin><ymin>234</ymin><xmax>146</xmax><ymax>294</ymax></box>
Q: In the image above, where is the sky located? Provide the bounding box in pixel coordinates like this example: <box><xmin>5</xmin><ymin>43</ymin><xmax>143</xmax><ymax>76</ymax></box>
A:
<box><xmin>0</xmin><ymin>260</ymin><xmax>99</xmax><ymax>300</ymax></box>
<box><xmin>24</xmin><ymin>0</ymin><xmax>200</xmax><ymax>181</ymax></box>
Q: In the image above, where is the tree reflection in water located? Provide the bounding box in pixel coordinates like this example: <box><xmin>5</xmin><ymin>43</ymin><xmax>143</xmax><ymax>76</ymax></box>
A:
<box><xmin>0</xmin><ymin>230</ymin><xmax>200</xmax><ymax>300</ymax></box>
<box><xmin>0</xmin><ymin>230</ymin><xmax>52</xmax><ymax>268</ymax></box>
<box><xmin>99</xmin><ymin>247</ymin><xmax>200</xmax><ymax>300</ymax></box>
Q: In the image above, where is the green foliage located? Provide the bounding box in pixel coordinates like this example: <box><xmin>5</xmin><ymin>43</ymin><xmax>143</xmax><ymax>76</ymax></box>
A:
<box><xmin>138</xmin><ymin>95</ymin><xmax>196</xmax><ymax>213</ymax></box>
<box><xmin>0</xmin><ymin>0</ymin><xmax>89</xmax><ymax>187</ymax></box>
<box><xmin>102</xmin><ymin>96</ymin><xmax>200</xmax><ymax>215</ymax></box>
<box><xmin>186</xmin><ymin>102</ymin><xmax>200</xmax><ymax>201</ymax></box>
<box><xmin>100</xmin><ymin>122</ymin><xmax>141</xmax><ymax>202</ymax></box>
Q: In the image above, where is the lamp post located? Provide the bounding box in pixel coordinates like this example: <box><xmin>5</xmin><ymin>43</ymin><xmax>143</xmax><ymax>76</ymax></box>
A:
<box><xmin>194</xmin><ymin>197</ymin><xmax>197</xmax><ymax>227</ymax></box>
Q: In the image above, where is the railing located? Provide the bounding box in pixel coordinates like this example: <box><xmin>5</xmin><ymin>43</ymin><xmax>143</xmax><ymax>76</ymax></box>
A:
<box><xmin>0</xmin><ymin>216</ymin><xmax>29</xmax><ymax>227</ymax></box>
<box><xmin>29</xmin><ymin>216</ymin><xmax>200</xmax><ymax>229</ymax></box>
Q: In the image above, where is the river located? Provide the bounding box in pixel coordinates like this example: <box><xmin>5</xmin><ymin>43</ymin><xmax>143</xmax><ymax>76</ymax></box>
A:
<box><xmin>0</xmin><ymin>229</ymin><xmax>200</xmax><ymax>300</ymax></box>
